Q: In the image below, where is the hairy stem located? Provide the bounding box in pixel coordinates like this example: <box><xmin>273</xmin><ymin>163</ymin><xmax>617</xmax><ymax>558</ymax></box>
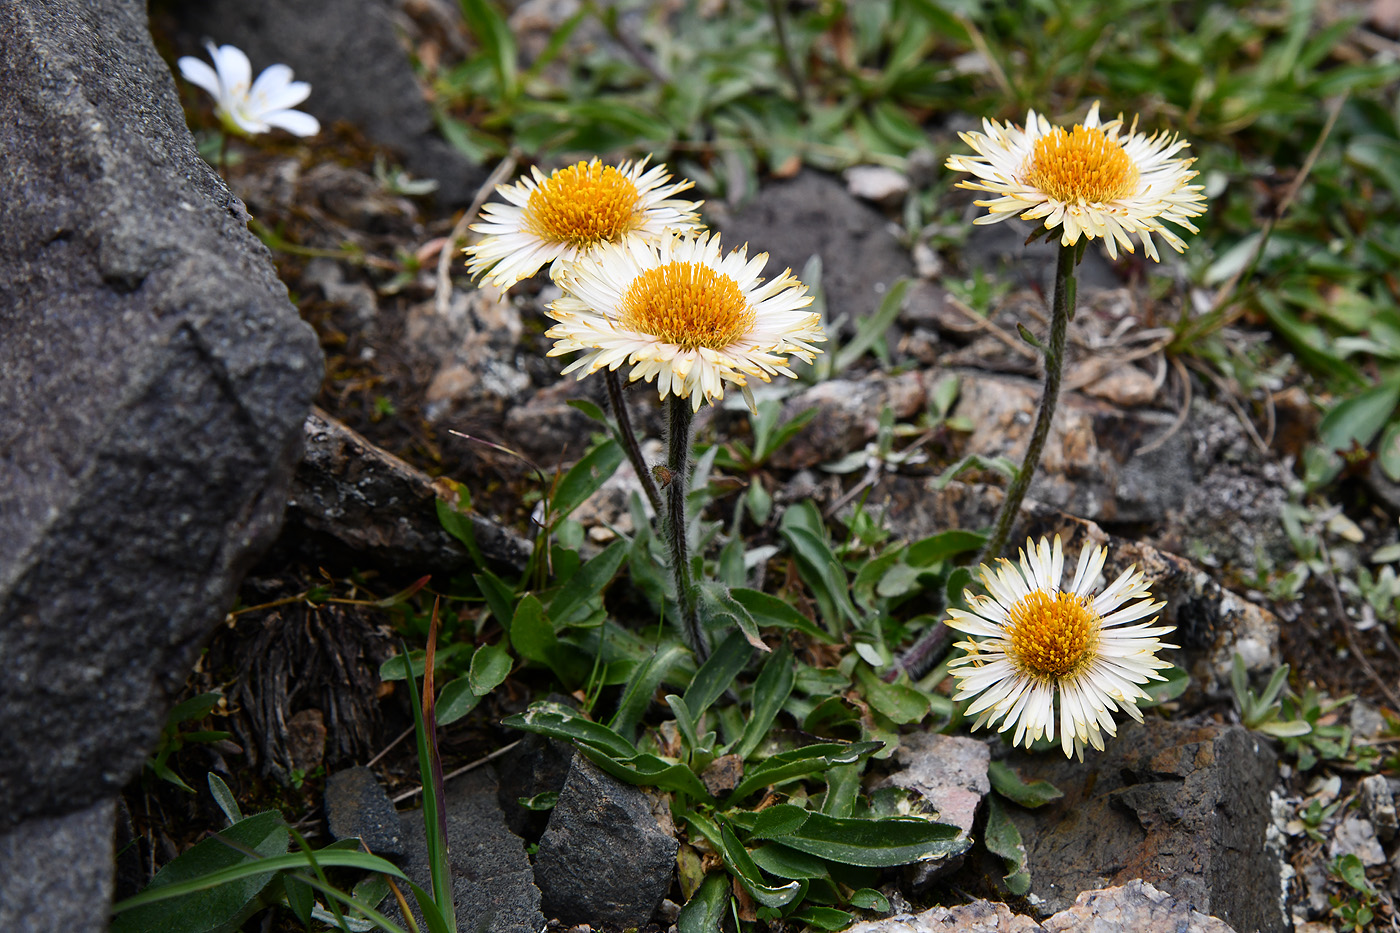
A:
<box><xmin>665</xmin><ymin>395</ymin><xmax>705</xmax><ymax>661</ymax></box>
<box><xmin>897</xmin><ymin>242</ymin><xmax>1077</xmax><ymax>679</ymax></box>
<box><xmin>978</xmin><ymin>242</ymin><xmax>1076</xmax><ymax>564</ymax></box>
<box><xmin>605</xmin><ymin>369</ymin><xmax>664</xmax><ymax>517</ymax></box>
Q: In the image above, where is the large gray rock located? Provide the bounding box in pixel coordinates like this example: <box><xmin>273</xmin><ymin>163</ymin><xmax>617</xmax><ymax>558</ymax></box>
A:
<box><xmin>719</xmin><ymin>170</ymin><xmax>915</xmax><ymax>328</ymax></box>
<box><xmin>396</xmin><ymin>769</ymin><xmax>546</xmax><ymax>933</ymax></box>
<box><xmin>534</xmin><ymin>755</ymin><xmax>678</xmax><ymax>928</ymax></box>
<box><xmin>999</xmin><ymin>720</ymin><xmax>1287</xmax><ymax>933</ymax></box>
<box><xmin>0</xmin><ymin>800</ymin><xmax>117</xmax><ymax>933</ymax></box>
<box><xmin>170</xmin><ymin>0</ymin><xmax>487</xmax><ymax>206</ymax></box>
<box><xmin>0</xmin><ymin>0</ymin><xmax>320</xmax><ymax>921</ymax></box>
<box><xmin>879</xmin><ymin>733</ymin><xmax>989</xmax><ymax>888</ymax></box>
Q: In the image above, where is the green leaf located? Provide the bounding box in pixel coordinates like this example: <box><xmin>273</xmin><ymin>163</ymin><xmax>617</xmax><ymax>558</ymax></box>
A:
<box><xmin>1379</xmin><ymin>420</ymin><xmax>1400</xmax><ymax>481</ymax></box>
<box><xmin>1318</xmin><ymin>375</ymin><xmax>1400</xmax><ymax>453</ymax></box>
<box><xmin>550</xmin><ymin>440</ymin><xmax>624</xmax><ymax>520</ymax></box>
<box><xmin>905</xmin><ymin>529</ymin><xmax>986</xmax><ymax>567</ymax></box>
<box><xmin>508</xmin><ymin>595</ymin><xmax>583</xmax><ymax>685</ymax></box>
<box><xmin>834</xmin><ymin>279</ymin><xmax>910</xmax><ymax>373</ymax></box>
<box><xmin>435</xmin><ymin>494</ymin><xmax>485</xmax><ymax>568</ymax></box>
<box><xmin>849</xmin><ymin>888</ymin><xmax>891</xmax><ymax>911</ymax></box>
<box><xmin>736</xmin><ymin>643</ymin><xmax>795</xmax><ymax>760</ymax></box>
<box><xmin>468</xmin><ymin>641</ymin><xmax>512</xmax><ymax>696</ymax></box>
<box><xmin>682</xmin><ymin>631</ymin><xmax>754</xmax><ymax>719</ymax></box>
<box><xmin>984</xmin><ymin>794</ymin><xmax>1031</xmax><ymax>895</ymax></box>
<box><xmin>281</xmin><ymin>875</ymin><xmax>313</xmax><ymax>927</ymax></box>
<box><xmin>729</xmin><ymin>588</ymin><xmax>835</xmax><ymax>642</ymax></box>
<box><xmin>854</xmin><ymin>664</ymin><xmax>929</xmax><ymax>725</ymax></box>
<box><xmin>821</xmin><ymin>764</ymin><xmax>861</xmax><ymax>818</ymax></box>
<box><xmin>435</xmin><ymin>674</ymin><xmax>480</xmax><ymax>726</ymax></box>
<box><xmin>792</xmin><ymin>906</ymin><xmax>854</xmax><ymax>930</ymax></box>
<box><xmin>166</xmin><ymin>692</ymin><xmax>222</xmax><ymax>725</ymax></box>
<box><xmin>749</xmin><ymin>810</ymin><xmax>963</xmax><ymax>868</ymax></box>
<box><xmin>503</xmin><ymin>701</ymin><xmax>638</xmax><ymax>759</ymax></box>
<box><xmin>458</xmin><ymin>0</ymin><xmax>518</xmax><ymax>100</ymax></box>
<box><xmin>547</xmin><ymin>539</ymin><xmax>628</xmax><ymax>626</ymax></box>
<box><xmin>749</xmin><ymin>843</ymin><xmax>830</xmax><ymax>880</ymax></box>
<box><xmin>518</xmin><ymin>791</ymin><xmax>558</xmax><ymax>811</ymax></box>
<box><xmin>727</xmin><ymin>742</ymin><xmax>883</xmax><ymax>804</ymax></box>
<box><xmin>578</xmin><ymin>746</ymin><xmax>714</xmax><ymax>800</ymax></box>
<box><xmin>987</xmin><ymin>761</ymin><xmax>1063</xmax><ymax>809</ymax></box>
<box><xmin>609</xmin><ymin>643</ymin><xmax>689</xmax><ymax>740</ymax></box>
<box><xmin>404</xmin><ymin>641</ymin><xmax>454</xmax><ymax>933</ymax></box>
<box><xmin>207</xmin><ymin>773</ymin><xmax>242</xmax><ymax>826</ymax></box>
<box><xmin>716</xmin><ymin>821</ymin><xmax>804</xmax><ymax>908</ymax></box>
<box><xmin>112</xmin><ymin>826</ymin><xmax>407</xmax><ymax>924</ymax></box>
<box><xmin>779</xmin><ymin>524</ymin><xmax>858</xmax><ymax>632</ymax></box>
<box><xmin>678</xmin><ymin>873</ymin><xmax>730</xmax><ymax>933</ymax></box>
<box><xmin>473</xmin><ymin>571</ymin><xmax>517</xmax><ymax>634</ymax></box>
<box><xmin>695</xmin><ymin>580</ymin><xmax>768</xmax><ymax>652</ymax></box>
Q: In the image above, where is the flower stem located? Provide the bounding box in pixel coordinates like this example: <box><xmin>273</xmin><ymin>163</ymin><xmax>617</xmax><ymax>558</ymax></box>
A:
<box><xmin>665</xmin><ymin>395</ymin><xmax>706</xmax><ymax>661</ymax></box>
<box><xmin>979</xmin><ymin>241</ymin><xmax>1077</xmax><ymax>564</ymax></box>
<box><xmin>605</xmin><ymin>369</ymin><xmax>664</xmax><ymax>518</ymax></box>
<box><xmin>894</xmin><ymin>242</ymin><xmax>1077</xmax><ymax>680</ymax></box>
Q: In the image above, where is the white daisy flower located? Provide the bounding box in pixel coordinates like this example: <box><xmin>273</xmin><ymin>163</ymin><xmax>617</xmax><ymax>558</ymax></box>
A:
<box><xmin>177</xmin><ymin>42</ymin><xmax>320</xmax><ymax>138</ymax></box>
<box><xmin>546</xmin><ymin>231</ymin><xmax>824</xmax><ymax>412</ymax></box>
<box><xmin>945</xmin><ymin>102</ymin><xmax>1207</xmax><ymax>261</ymax></box>
<box><xmin>464</xmin><ymin>158</ymin><xmax>704</xmax><ymax>289</ymax></box>
<box><xmin>946</xmin><ymin>536</ymin><xmax>1175</xmax><ymax>759</ymax></box>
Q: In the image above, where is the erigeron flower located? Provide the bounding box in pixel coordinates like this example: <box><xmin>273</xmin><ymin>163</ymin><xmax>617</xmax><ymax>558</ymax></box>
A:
<box><xmin>177</xmin><ymin>42</ymin><xmax>320</xmax><ymax>138</ymax></box>
<box><xmin>945</xmin><ymin>102</ymin><xmax>1206</xmax><ymax>261</ymax></box>
<box><xmin>946</xmin><ymin>536</ymin><xmax>1175</xmax><ymax>759</ymax></box>
<box><xmin>465</xmin><ymin>158</ymin><xmax>703</xmax><ymax>289</ymax></box>
<box><xmin>546</xmin><ymin>232</ymin><xmax>824</xmax><ymax>412</ymax></box>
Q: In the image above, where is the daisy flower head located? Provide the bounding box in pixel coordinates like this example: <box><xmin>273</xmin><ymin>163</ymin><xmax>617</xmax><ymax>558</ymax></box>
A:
<box><xmin>546</xmin><ymin>231</ymin><xmax>825</xmax><ymax>412</ymax></box>
<box><xmin>464</xmin><ymin>158</ymin><xmax>704</xmax><ymax>289</ymax></box>
<box><xmin>946</xmin><ymin>536</ymin><xmax>1175</xmax><ymax>759</ymax></box>
<box><xmin>177</xmin><ymin>42</ymin><xmax>320</xmax><ymax>138</ymax></box>
<box><xmin>945</xmin><ymin>102</ymin><xmax>1207</xmax><ymax>261</ymax></box>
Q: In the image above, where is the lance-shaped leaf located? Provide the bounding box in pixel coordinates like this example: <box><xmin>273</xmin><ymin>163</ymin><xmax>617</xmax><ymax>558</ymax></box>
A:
<box><xmin>749</xmin><ymin>809</ymin><xmax>963</xmax><ymax>868</ymax></box>
<box><xmin>726</xmin><ymin>742</ymin><xmax>883</xmax><ymax>804</ymax></box>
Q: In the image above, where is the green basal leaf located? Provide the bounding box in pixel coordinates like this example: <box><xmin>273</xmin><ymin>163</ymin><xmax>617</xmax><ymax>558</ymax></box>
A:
<box><xmin>434</xmin><ymin>674</ymin><xmax>480</xmax><ymax>726</ymax></box>
<box><xmin>468</xmin><ymin>641</ymin><xmax>512</xmax><ymax>696</ymax></box>
<box><xmin>547</xmin><ymin>539</ymin><xmax>628</xmax><ymax>627</ymax></box>
<box><xmin>678</xmin><ymin>872</ymin><xmax>731</xmax><ymax>933</ymax></box>
<box><xmin>717</xmin><ymin>821</ymin><xmax>804</xmax><ymax>908</ymax></box>
<box><xmin>695</xmin><ymin>580</ymin><xmax>768</xmax><ymax>652</ymax></box>
<box><xmin>610</xmin><ymin>643</ymin><xmax>689</xmax><ymax>740</ymax></box>
<box><xmin>729</xmin><ymin>588</ymin><xmax>835</xmax><ymax>642</ymax></box>
<box><xmin>987</xmin><ymin>761</ymin><xmax>1063</xmax><ymax>809</ymax></box>
<box><xmin>503</xmin><ymin>701</ymin><xmax>638</xmax><ymax>760</ymax></box>
<box><xmin>749</xmin><ymin>843</ymin><xmax>831</xmax><ymax>880</ymax></box>
<box><xmin>682</xmin><ymin>630</ymin><xmax>754</xmax><ymax>718</ymax></box>
<box><xmin>905</xmin><ymin>529</ymin><xmax>986</xmax><ymax>567</ymax></box>
<box><xmin>854</xmin><ymin>663</ymin><xmax>929</xmax><ymax>725</ymax></box>
<box><xmin>579</xmin><ymin>747</ymin><xmax>714</xmax><ymax>800</ymax></box>
<box><xmin>736</xmin><ymin>643</ymin><xmax>795</xmax><ymax>760</ymax></box>
<box><xmin>984</xmin><ymin>794</ymin><xmax>1032</xmax><ymax>895</ymax></box>
<box><xmin>792</xmin><ymin>906</ymin><xmax>854</xmax><ymax>930</ymax></box>
<box><xmin>550</xmin><ymin>439</ymin><xmax>624</xmax><ymax>521</ymax></box>
<box><xmin>749</xmin><ymin>809</ymin><xmax>963</xmax><ymax>868</ymax></box>
<box><xmin>727</xmin><ymin>742</ymin><xmax>884</xmax><ymax>804</ymax></box>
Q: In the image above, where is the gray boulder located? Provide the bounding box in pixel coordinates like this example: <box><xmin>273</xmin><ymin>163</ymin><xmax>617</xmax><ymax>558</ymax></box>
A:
<box><xmin>534</xmin><ymin>755</ymin><xmax>678</xmax><ymax>928</ymax></box>
<box><xmin>0</xmin><ymin>0</ymin><xmax>320</xmax><ymax>925</ymax></box>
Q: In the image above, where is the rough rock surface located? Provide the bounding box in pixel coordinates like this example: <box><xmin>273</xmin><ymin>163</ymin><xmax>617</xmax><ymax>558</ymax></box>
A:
<box><xmin>770</xmin><ymin>372</ymin><xmax>927</xmax><ymax>471</ymax></box>
<box><xmin>846</xmin><ymin>880</ymin><xmax>1237</xmax><ymax>933</ymax></box>
<box><xmin>282</xmin><ymin>408</ymin><xmax>531</xmax><ymax>574</ymax></box>
<box><xmin>0</xmin><ymin>0</ymin><xmax>320</xmax><ymax>922</ymax></box>
<box><xmin>719</xmin><ymin>170</ymin><xmax>914</xmax><ymax>328</ymax></box>
<box><xmin>534</xmin><ymin>755</ymin><xmax>678</xmax><ymax>928</ymax></box>
<box><xmin>325</xmin><ymin>766</ymin><xmax>404</xmax><ymax>856</ymax></box>
<box><xmin>494</xmin><ymin>733</ymin><xmax>578</xmax><ymax>840</ymax></box>
<box><xmin>1000</xmin><ymin>720</ymin><xmax>1286</xmax><ymax>933</ymax></box>
<box><xmin>170</xmin><ymin>0</ymin><xmax>486</xmax><ymax>205</ymax></box>
<box><xmin>0</xmin><ymin>799</ymin><xmax>117</xmax><ymax>933</ymax></box>
<box><xmin>396</xmin><ymin>769</ymin><xmax>545</xmax><ymax>933</ymax></box>
<box><xmin>881</xmin><ymin>733</ymin><xmax>990</xmax><ymax>889</ymax></box>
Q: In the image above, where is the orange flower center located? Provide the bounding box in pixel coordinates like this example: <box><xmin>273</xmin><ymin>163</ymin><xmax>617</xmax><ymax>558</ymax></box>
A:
<box><xmin>1006</xmin><ymin>589</ymin><xmax>1100</xmax><ymax>678</ymax></box>
<box><xmin>523</xmin><ymin>162</ymin><xmax>642</xmax><ymax>246</ymax></box>
<box><xmin>1024</xmin><ymin>125</ymin><xmax>1139</xmax><ymax>205</ymax></box>
<box><xmin>619</xmin><ymin>261</ymin><xmax>754</xmax><ymax>351</ymax></box>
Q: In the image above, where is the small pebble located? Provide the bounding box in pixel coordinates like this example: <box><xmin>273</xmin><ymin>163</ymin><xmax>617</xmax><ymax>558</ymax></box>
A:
<box><xmin>1358</xmin><ymin>773</ymin><xmax>1397</xmax><ymax>842</ymax></box>
<box><xmin>1328</xmin><ymin>815</ymin><xmax>1387</xmax><ymax>867</ymax></box>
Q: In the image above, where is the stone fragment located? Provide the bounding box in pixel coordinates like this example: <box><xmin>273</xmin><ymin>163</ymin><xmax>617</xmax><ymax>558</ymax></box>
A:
<box><xmin>170</xmin><ymin>0</ymin><xmax>487</xmax><ymax>205</ymax></box>
<box><xmin>285</xmin><ymin>708</ymin><xmax>328</xmax><ymax>774</ymax></box>
<box><xmin>700</xmin><ymin>754</ymin><xmax>745</xmax><ymax>797</ymax></box>
<box><xmin>406</xmin><ymin>288</ymin><xmax>530</xmax><ymax>425</ymax></box>
<box><xmin>719</xmin><ymin>170</ymin><xmax>914</xmax><ymax>330</ymax></box>
<box><xmin>1001</xmin><ymin>720</ymin><xmax>1286</xmax><ymax>933</ymax></box>
<box><xmin>1</xmin><ymin>0</ymin><xmax>320</xmax><ymax>921</ymax></box>
<box><xmin>325</xmin><ymin>766</ymin><xmax>404</xmax><ymax>856</ymax></box>
<box><xmin>396</xmin><ymin>769</ymin><xmax>545</xmax><ymax>933</ymax></box>
<box><xmin>1358</xmin><ymin>773</ymin><xmax>1397</xmax><ymax>842</ymax></box>
<box><xmin>844</xmin><ymin>165</ymin><xmax>911</xmax><ymax>208</ymax></box>
<box><xmin>1329</xmin><ymin>816</ymin><xmax>1387</xmax><ymax>867</ymax></box>
<box><xmin>494</xmin><ymin>732</ymin><xmax>577</xmax><ymax>840</ymax></box>
<box><xmin>534</xmin><ymin>756</ymin><xmax>678</xmax><ymax>928</ymax></box>
<box><xmin>0</xmin><ymin>800</ymin><xmax>116</xmax><ymax>933</ymax></box>
<box><xmin>281</xmin><ymin>408</ymin><xmax>531</xmax><ymax>575</ymax></box>
<box><xmin>1041</xmin><ymin>880</ymin><xmax>1238</xmax><ymax>933</ymax></box>
<box><xmin>769</xmin><ymin>372</ymin><xmax>926</xmax><ymax>471</ymax></box>
<box><xmin>881</xmin><ymin>733</ymin><xmax>988</xmax><ymax>847</ymax></box>
<box><xmin>845</xmin><ymin>897</ymin><xmax>1044</xmax><ymax>932</ymax></box>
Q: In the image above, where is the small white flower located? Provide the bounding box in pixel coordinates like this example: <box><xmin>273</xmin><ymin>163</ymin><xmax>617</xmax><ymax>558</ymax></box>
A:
<box><xmin>546</xmin><ymin>231</ymin><xmax>824</xmax><ymax>412</ymax></box>
<box><xmin>945</xmin><ymin>102</ymin><xmax>1206</xmax><ymax>261</ymax></box>
<box><xmin>946</xmin><ymin>536</ymin><xmax>1176</xmax><ymax>759</ymax></box>
<box><xmin>465</xmin><ymin>158</ymin><xmax>703</xmax><ymax>289</ymax></box>
<box><xmin>177</xmin><ymin>42</ymin><xmax>320</xmax><ymax>138</ymax></box>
